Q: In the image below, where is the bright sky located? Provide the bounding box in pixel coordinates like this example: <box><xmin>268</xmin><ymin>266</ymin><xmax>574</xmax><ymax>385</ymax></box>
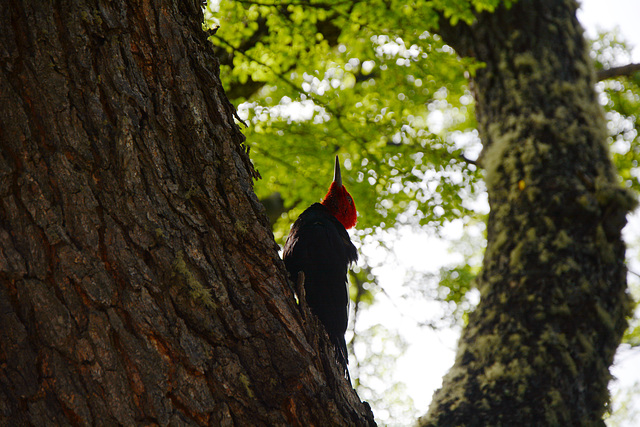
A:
<box><xmin>578</xmin><ymin>0</ymin><xmax>640</xmax><ymax>61</ymax></box>
<box><xmin>357</xmin><ymin>1</ymin><xmax>640</xmax><ymax>425</ymax></box>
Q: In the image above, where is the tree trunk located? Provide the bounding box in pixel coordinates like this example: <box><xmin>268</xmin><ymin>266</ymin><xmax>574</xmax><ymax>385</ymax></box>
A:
<box><xmin>0</xmin><ymin>1</ymin><xmax>374</xmax><ymax>425</ymax></box>
<box><xmin>423</xmin><ymin>0</ymin><xmax>636</xmax><ymax>425</ymax></box>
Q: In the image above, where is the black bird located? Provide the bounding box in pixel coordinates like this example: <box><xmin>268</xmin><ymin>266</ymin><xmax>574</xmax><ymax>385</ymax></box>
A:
<box><xmin>283</xmin><ymin>156</ymin><xmax>358</xmax><ymax>378</ymax></box>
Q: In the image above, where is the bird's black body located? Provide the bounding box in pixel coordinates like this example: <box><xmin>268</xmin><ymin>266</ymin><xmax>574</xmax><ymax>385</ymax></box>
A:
<box><xmin>283</xmin><ymin>202</ymin><xmax>357</xmax><ymax>375</ymax></box>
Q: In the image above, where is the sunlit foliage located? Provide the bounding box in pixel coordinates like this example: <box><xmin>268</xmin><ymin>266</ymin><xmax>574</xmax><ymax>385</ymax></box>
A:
<box><xmin>592</xmin><ymin>31</ymin><xmax>640</xmax><ymax>194</ymax></box>
<box><xmin>205</xmin><ymin>0</ymin><xmax>494</xmax><ymax>243</ymax></box>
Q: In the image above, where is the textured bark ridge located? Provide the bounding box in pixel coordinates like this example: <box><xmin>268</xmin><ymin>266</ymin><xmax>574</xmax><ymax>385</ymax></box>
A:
<box><xmin>423</xmin><ymin>0</ymin><xmax>636</xmax><ymax>425</ymax></box>
<box><xmin>0</xmin><ymin>1</ymin><xmax>374</xmax><ymax>425</ymax></box>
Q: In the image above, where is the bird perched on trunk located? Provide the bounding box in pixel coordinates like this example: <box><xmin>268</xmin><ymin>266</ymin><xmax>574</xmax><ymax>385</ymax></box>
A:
<box><xmin>283</xmin><ymin>156</ymin><xmax>358</xmax><ymax>379</ymax></box>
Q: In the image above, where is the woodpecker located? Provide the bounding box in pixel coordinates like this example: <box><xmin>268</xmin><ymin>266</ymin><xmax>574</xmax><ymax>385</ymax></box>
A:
<box><xmin>283</xmin><ymin>156</ymin><xmax>358</xmax><ymax>378</ymax></box>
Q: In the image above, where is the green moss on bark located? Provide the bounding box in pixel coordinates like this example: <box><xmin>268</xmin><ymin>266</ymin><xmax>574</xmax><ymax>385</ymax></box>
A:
<box><xmin>173</xmin><ymin>251</ymin><xmax>216</xmax><ymax>308</ymax></box>
<box><xmin>423</xmin><ymin>0</ymin><xmax>635</xmax><ymax>425</ymax></box>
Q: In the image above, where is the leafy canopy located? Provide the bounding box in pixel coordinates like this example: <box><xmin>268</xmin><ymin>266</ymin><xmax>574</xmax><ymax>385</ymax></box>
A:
<box><xmin>204</xmin><ymin>0</ymin><xmax>504</xmax><ymax>243</ymax></box>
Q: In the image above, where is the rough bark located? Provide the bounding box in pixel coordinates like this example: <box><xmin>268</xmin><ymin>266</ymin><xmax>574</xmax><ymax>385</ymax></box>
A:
<box><xmin>0</xmin><ymin>0</ymin><xmax>374</xmax><ymax>425</ymax></box>
<box><xmin>423</xmin><ymin>0</ymin><xmax>636</xmax><ymax>425</ymax></box>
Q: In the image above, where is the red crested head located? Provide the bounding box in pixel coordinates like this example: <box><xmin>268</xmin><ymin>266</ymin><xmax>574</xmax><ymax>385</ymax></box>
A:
<box><xmin>321</xmin><ymin>156</ymin><xmax>357</xmax><ymax>229</ymax></box>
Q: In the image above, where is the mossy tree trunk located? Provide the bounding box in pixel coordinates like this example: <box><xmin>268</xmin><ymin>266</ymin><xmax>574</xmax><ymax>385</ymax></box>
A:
<box><xmin>423</xmin><ymin>0</ymin><xmax>635</xmax><ymax>425</ymax></box>
<box><xmin>0</xmin><ymin>0</ymin><xmax>374</xmax><ymax>425</ymax></box>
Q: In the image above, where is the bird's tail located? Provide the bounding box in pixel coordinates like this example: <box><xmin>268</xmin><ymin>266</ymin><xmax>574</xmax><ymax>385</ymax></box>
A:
<box><xmin>330</xmin><ymin>334</ymin><xmax>350</xmax><ymax>382</ymax></box>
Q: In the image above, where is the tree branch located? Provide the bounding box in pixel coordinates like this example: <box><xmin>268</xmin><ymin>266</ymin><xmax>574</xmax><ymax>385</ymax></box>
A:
<box><xmin>597</xmin><ymin>63</ymin><xmax>640</xmax><ymax>81</ymax></box>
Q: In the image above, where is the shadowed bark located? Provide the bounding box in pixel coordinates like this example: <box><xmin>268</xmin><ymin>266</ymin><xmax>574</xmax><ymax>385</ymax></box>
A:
<box><xmin>0</xmin><ymin>0</ymin><xmax>374</xmax><ymax>425</ymax></box>
<box><xmin>423</xmin><ymin>0</ymin><xmax>636</xmax><ymax>425</ymax></box>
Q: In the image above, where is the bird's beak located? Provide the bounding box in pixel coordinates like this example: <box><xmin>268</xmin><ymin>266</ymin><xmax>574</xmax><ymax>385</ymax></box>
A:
<box><xmin>333</xmin><ymin>155</ymin><xmax>342</xmax><ymax>186</ymax></box>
